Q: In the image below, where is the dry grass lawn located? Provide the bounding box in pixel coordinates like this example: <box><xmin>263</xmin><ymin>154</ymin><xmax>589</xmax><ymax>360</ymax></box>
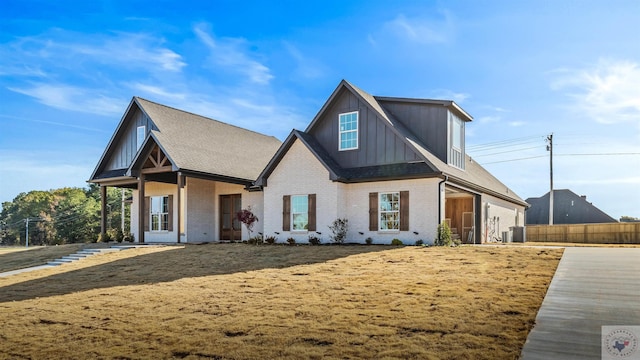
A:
<box><xmin>0</xmin><ymin>244</ymin><xmax>562</xmax><ymax>359</ymax></box>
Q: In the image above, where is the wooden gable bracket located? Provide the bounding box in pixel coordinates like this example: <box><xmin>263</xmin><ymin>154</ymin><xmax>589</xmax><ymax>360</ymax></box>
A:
<box><xmin>141</xmin><ymin>145</ymin><xmax>173</xmax><ymax>174</ymax></box>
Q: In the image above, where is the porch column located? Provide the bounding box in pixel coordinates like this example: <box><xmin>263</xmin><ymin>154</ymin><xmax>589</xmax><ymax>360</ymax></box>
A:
<box><xmin>176</xmin><ymin>173</ymin><xmax>183</xmax><ymax>243</ymax></box>
<box><xmin>100</xmin><ymin>185</ymin><xmax>107</xmax><ymax>239</ymax></box>
<box><xmin>138</xmin><ymin>174</ymin><xmax>145</xmax><ymax>243</ymax></box>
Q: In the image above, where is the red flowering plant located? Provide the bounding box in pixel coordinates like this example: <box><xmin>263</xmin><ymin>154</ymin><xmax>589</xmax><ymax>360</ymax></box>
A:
<box><xmin>236</xmin><ymin>206</ymin><xmax>259</xmax><ymax>242</ymax></box>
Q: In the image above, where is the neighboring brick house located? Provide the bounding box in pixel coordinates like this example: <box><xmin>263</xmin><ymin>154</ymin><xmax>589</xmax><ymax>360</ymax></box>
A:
<box><xmin>525</xmin><ymin>189</ymin><xmax>617</xmax><ymax>225</ymax></box>
<box><xmin>90</xmin><ymin>80</ymin><xmax>527</xmax><ymax>244</ymax></box>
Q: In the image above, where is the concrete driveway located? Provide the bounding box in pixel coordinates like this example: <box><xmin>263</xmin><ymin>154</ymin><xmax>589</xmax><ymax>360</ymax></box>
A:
<box><xmin>520</xmin><ymin>247</ymin><xmax>640</xmax><ymax>359</ymax></box>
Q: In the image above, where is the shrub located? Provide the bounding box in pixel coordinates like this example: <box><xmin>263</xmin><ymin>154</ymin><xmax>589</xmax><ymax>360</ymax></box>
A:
<box><xmin>97</xmin><ymin>231</ymin><xmax>111</xmax><ymax>243</ymax></box>
<box><xmin>415</xmin><ymin>239</ymin><xmax>424</xmax><ymax>246</ymax></box>
<box><xmin>247</xmin><ymin>236</ymin><xmax>263</xmax><ymax>245</ymax></box>
<box><xmin>264</xmin><ymin>235</ymin><xmax>277</xmax><ymax>245</ymax></box>
<box><xmin>328</xmin><ymin>218</ymin><xmax>349</xmax><ymax>244</ymax></box>
<box><xmin>286</xmin><ymin>237</ymin><xmax>296</xmax><ymax>245</ymax></box>
<box><xmin>435</xmin><ymin>221</ymin><xmax>455</xmax><ymax>246</ymax></box>
<box><xmin>107</xmin><ymin>228</ymin><xmax>124</xmax><ymax>243</ymax></box>
<box><xmin>123</xmin><ymin>233</ymin><xmax>134</xmax><ymax>243</ymax></box>
<box><xmin>391</xmin><ymin>238</ymin><xmax>403</xmax><ymax>246</ymax></box>
<box><xmin>365</xmin><ymin>237</ymin><xmax>373</xmax><ymax>245</ymax></box>
<box><xmin>308</xmin><ymin>235</ymin><xmax>321</xmax><ymax>246</ymax></box>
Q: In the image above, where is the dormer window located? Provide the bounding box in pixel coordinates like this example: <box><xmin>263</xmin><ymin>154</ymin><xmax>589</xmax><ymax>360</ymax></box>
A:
<box><xmin>448</xmin><ymin>112</ymin><xmax>465</xmax><ymax>169</ymax></box>
<box><xmin>338</xmin><ymin>111</ymin><xmax>358</xmax><ymax>151</ymax></box>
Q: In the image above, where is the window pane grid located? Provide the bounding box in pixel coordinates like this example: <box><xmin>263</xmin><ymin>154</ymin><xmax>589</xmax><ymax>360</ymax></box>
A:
<box><xmin>150</xmin><ymin>195</ymin><xmax>169</xmax><ymax>231</ymax></box>
<box><xmin>291</xmin><ymin>195</ymin><xmax>308</xmax><ymax>231</ymax></box>
<box><xmin>339</xmin><ymin>112</ymin><xmax>358</xmax><ymax>150</ymax></box>
<box><xmin>379</xmin><ymin>192</ymin><xmax>400</xmax><ymax>231</ymax></box>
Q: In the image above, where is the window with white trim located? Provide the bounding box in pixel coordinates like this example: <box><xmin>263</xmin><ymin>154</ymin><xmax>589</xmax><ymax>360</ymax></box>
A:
<box><xmin>379</xmin><ymin>192</ymin><xmax>400</xmax><ymax>231</ymax></box>
<box><xmin>291</xmin><ymin>195</ymin><xmax>309</xmax><ymax>231</ymax></box>
<box><xmin>448</xmin><ymin>112</ymin><xmax>464</xmax><ymax>169</ymax></box>
<box><xmin>136</xmin><ymin>126</ymin><xmax>145</xmax><ymax>150</ymax></box>
<box><xmin>339</xmin><ymin>111</ymin><xmax>358</xmax><ymax>151</ymax></box>
<box><xmin>150</xmin><ymin>196</ymin><xmax>169</xmax><ymax>231</ymax></box>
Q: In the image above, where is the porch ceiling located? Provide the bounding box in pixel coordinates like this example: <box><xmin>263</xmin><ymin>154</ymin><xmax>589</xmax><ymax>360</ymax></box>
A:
<box><xmin>445</xmin><ymin>185</ymin><xmax>475</xmax><ymax>198</ymax></box>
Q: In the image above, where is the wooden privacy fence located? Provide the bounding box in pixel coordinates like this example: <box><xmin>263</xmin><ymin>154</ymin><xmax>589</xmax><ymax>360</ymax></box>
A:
<box><xmin>526</xmin><ymin>223</ymin><xmax>640</xmax><ymax>244</ymax></box>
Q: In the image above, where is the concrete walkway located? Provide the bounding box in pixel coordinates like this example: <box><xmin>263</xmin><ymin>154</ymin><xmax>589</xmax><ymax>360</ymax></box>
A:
<box><xmin>521</xmin><ymin>247</ymin><xmax>640</xmax><ymax>359</ymax></box>
<box><xmin>0</xmin><ymin>245</ymin><xmax>157</xmax><ymax>278</ymax></box>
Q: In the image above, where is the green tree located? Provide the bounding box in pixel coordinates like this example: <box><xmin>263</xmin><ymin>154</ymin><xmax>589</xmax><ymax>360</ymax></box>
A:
<box><xmin>53</xmin><ymin>187</ymin><xmax>100</xmax><ymax>243</ymax></box>
<box><xmin>0</xmin><ymin>185</ymin><xmax>130</xmax><ymax>246</ymax></box>
<box><xmin>0</xmin><ymin>191</ymin><xmax>55</xmax><ymax>245</ymax></box>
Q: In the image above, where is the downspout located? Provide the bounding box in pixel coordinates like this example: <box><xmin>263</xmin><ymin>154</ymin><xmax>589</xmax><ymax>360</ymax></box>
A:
<box><xmin>437</xmin><ymin>175</ymin><xmax>449</xmax><ymax>225</ymax></box>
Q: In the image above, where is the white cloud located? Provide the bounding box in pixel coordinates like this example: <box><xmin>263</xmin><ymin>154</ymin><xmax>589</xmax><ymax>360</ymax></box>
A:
<box><xmin>551</xmin><ymin>59</ymin><xmax>640</xmax><ymax>126</ymax></box>
<box><xmin>8</xmin><ymin>83</ymin><xmax>123</xmax><ymax>116</ymax></box>
<box><xmin>429</xmin><ymin>89</ymin><xmax>469</xmax><ymax>103</ymax></box>
<box><xmin>129</xmin><ymin>83</ymin><xmax>187</xmax><ymax>101</ymax></box>
<box><xmin>508</xmin><ymin>121</ymin><xmax>526</xmax><ymax>127</ymax></box>
<box><xmin>193</xmin><ymin>23</ymin><xmax>273</xmax><ymax>85</ymax></box>
<box><xmin>1</xmin><ymin>30</ymin><xmax>186</xmax><ymax>75</ymax></box>
<box><xmin>383</xmin><ymin>12</ymin><xmax>453</xmax><ymax>44</ymax></box>
<box><xmin>282</xmin><ymin>42</ymin><xmax>325</xmax><ymax>80</ymax></box>
<box><xmin>477</xmin><ymin>115</ymin><xmax>500</xmax><ymax>124</ymax></box>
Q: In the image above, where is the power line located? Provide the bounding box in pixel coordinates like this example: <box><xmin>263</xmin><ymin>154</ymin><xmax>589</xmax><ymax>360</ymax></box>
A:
<box><xmin>471</xmin><ymin>145</ymin><xmax>543</xmax><ymax>158</ymax></box>
<box><xmin>480</xmin><ymin>155</ymin><xmax>548</xmax><ymax>165</ymax></box>
<box><xmin>479</xmin><ymin>152</ymin><xmax>640</xmax><ymax>165</ymax></box>
<box><xmin>467</xmin><ymin>135</ymin><xmax>546</xmax><ymax>150</ymax></box>
<box><xmin>556</xmin><ymin>153</ymin><xmax>640</xmax><ymax>157</ymax></box>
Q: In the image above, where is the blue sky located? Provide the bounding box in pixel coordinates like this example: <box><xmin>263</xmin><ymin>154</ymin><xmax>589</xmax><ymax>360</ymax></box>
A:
<box><xmin>1</xmin><ymin>0</ymin><xmax>639</xmax><ymax>219</ymax></box>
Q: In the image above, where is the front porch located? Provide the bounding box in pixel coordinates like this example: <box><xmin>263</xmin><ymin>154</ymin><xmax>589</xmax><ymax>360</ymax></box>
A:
<box><xmin>94</xmin><ymin>144</ymin><xmax>263</xmax><ymax>244</ymax></box>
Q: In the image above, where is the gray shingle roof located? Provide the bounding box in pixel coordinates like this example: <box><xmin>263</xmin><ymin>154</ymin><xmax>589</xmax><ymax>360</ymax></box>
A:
<box><xmin>135</xmin><ymin>97</ymin><xmax>282</xmax><ymax>181</ymax></box>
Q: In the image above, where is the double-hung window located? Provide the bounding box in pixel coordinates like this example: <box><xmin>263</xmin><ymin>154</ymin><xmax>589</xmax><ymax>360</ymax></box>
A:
<box><xmin>150</xmin><ymin>196</ymin><xmax>169</xmax><ymax>231</ymax></box>
<box><xmin>291</xmin><ymin>195</ymin><xmax>309</xmax><ymax>231</ymax></box>
<box><xmin>339</xmin><ymin>111</ymin><xmax>358</xmax><ymax>151</ymax></box>
<box><xmin>379</xmin><ymin>192</ymin><xmax>400</xmax><ymax>231</ymax></box>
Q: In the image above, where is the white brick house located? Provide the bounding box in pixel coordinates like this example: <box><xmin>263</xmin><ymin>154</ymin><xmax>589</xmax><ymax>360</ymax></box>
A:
<box><xmin>90</xmin><ymin>80</ymin><xmax>527</xmax><ymax>244</ymax></box>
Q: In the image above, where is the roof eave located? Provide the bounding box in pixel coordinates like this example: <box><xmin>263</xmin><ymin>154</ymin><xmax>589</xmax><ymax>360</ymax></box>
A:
<box><xmin>89</xmin><ymin>97</ymin><xmax>138</xmax><ymax>181</ymax></box>
<box><xmin>445</xmin><ymin>174</ymin><xmax>528</xmax><ymax>207</ymax></box>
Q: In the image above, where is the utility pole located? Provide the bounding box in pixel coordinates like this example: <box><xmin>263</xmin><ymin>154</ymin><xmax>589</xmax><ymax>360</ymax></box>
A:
<box><xmin>546</xmin><ymin>133</ymin><xmax>554</xmax><ymax>225</ymax></box>
<box><xmin>25</xmin><ymin>217</ymin><xmax>29</xmax><ymax>248</ymax></box>
<box><xmin>121</xmin><ymin>188</ymin><xmax>125</xmax><ymax>233</ymax></box>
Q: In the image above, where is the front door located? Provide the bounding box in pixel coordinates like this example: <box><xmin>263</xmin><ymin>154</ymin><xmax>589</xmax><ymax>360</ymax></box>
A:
<box><xmin>220</xmin><ymin>194</ymin><xmax>242</xmax><ymax>241</ymax></box>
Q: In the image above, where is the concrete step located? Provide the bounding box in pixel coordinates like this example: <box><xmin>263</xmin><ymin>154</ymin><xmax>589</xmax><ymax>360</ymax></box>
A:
<box><xmin>60</xmin><ymin>256</ymin><xmax>82</xmax><ymax>261</ymax></box>
<box><xmin>66</xmin><ymin>253</ymin><xmax>90</xmax><ymax>258</ymax></box>
<box><xmin>78</xmin><ymin>249</ymin><xmax>104</xmax><ymax>254</ymax></box>
<box><xmin>47</xmin><ymin>261</ymin><xmax>68</xmax><ymax>266</ymax></box>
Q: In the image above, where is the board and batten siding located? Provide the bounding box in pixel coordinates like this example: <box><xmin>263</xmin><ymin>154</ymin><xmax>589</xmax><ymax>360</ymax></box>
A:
<box><xmin>308</xmin><ymin>88</ymin><xmax>422</xmax><ymax>168</ymax></box>
<box><xmin>106</xmin><ymin>106</ymin><xmax>156</xmax><ymax>171</ymax></box>
<box><xmin>378</xmin><ymin>101</ymin><xmax>450</xmax><ymax>163</ymax></box>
